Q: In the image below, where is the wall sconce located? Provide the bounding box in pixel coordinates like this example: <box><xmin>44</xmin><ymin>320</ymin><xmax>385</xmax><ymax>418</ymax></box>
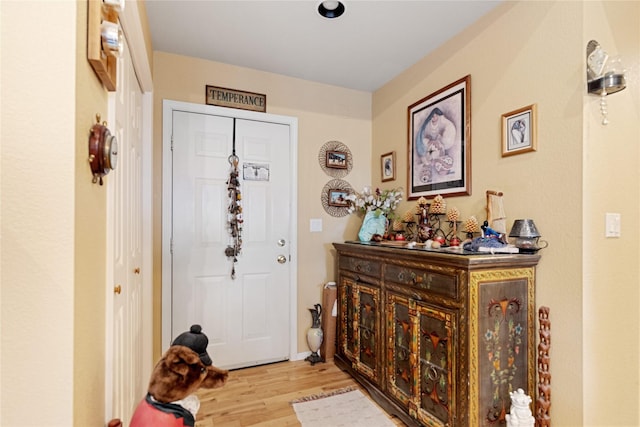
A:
<box><xmin>586</xmin><ymin>40</ymin><xmax>626</xmax><ymax>125</ymax></box>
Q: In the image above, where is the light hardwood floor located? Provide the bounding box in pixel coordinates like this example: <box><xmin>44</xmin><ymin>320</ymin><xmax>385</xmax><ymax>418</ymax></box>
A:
<box><xmin>195</xmin><ymin>359</ymin><xmax>406</xmax><ymax>427</ymax></box>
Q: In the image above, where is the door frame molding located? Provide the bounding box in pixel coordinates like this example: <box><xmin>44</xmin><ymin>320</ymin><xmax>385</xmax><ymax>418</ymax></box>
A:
<box><xmin>161</xmin><ymin>99</ymin><xmax>299</xmax><ymax>361</ymax></box>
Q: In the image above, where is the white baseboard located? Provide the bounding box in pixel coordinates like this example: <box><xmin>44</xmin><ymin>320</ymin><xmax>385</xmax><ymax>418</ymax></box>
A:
<box><xmin>292</xmin><ymin>351</ymin><xmax>312</xmax><ymax>361</ymax></box>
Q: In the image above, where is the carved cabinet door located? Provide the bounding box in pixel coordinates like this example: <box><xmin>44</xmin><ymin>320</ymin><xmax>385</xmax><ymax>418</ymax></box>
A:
<box><xmin>387</xmin><ymin>291</ymin><xmax>457</xmax><ymax>426</ymax></box>
<box><xmin>339</xmin><ymin>276</ymin><xmax>381</xmax><ymax>385</ymax></box>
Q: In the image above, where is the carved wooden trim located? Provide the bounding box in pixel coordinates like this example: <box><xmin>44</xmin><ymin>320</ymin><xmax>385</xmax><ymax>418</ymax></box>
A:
<box><xmin>536</xmin><ymin>306</ymin><xmax>551</xmax><ymax>427</ymax></box>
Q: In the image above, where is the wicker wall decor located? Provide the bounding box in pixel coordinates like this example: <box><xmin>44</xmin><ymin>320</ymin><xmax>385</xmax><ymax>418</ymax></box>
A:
<box><xmin>321</xmin><ymin>179</ymin><xmax>353</xmax><ymax>217</ymax></box>
<box><xmin>318</xmin><ymin>140</ymin><xmax>353</xmax><ymax>178</ymax></box>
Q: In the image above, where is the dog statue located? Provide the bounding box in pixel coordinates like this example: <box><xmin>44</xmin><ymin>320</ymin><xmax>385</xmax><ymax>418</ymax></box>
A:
<box><xmin>130</xmin><ymin>324</ymin><xmax>228</xmax><ymax>426</ymax></box>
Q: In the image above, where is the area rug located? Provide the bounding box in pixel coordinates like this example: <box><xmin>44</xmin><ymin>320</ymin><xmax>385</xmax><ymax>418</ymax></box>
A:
<box><xmin>290</xmin><ymin>386</ymin><xmax>395</xmax><ymax>427</ymax></box>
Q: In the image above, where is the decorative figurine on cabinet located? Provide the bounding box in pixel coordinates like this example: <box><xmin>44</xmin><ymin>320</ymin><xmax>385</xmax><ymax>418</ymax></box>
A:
<box><xmin>506</xmin><ymin>388</ymin><xmax>535</xmax><ymax>427</ymax></box>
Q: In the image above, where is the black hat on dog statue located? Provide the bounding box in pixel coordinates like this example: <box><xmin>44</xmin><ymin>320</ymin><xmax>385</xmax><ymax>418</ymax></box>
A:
<box><xmin>171</xmin><ymin>324</ymin><xmax>213</xmax><ymax>366</ymax></box>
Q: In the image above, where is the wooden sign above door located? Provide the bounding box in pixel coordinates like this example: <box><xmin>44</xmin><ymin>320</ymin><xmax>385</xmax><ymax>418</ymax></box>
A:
<box><xmin>206</xmin><ymin>85</ymin><xmax>267</xmax><ymax>113</ymax></box>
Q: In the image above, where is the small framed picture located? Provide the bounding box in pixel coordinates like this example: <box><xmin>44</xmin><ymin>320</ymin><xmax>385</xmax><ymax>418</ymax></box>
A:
<box><xmin>328</xmin><ymin>189</ymin><xmax>350</xmax><ymax>207</ymax></box>
<box><xmin>381</xmin><ymin>151</ymin><xmax>395</xmax><ymax>182</ymax></box>
<box><xmin>326</xmin><ymin>150</ymin><xmax>348</xmax><ymax>169</ymax></box>
<box><xmin>502</xmin><ymin>104</ymin><xmax>537</xmax><ymax>157</ymax></box>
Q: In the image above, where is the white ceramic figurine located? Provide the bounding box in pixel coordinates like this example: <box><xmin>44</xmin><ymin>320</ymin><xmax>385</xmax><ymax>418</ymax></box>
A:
<box><xmin>506</xmin><ymin>388</ymin><xmax>535</xmax><ymax>427</ymax></box>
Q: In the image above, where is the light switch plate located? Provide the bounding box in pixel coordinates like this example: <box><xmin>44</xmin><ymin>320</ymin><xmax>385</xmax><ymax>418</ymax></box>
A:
<box><xmin>605</xmin><ymin>213</ymin><xmax>621</xmax><ymax>238</ymax></box>
<box><xmin>310</xmin><ymin>218</ymin><xmax>323</xmax><ymax>232</ymax></box>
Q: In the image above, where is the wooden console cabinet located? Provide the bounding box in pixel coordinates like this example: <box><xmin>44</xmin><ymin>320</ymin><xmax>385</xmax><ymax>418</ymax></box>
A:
<box><xmin>333</xmin><ymin>242</ymin><xmax>539</xmax><ymax>427</ymax></box>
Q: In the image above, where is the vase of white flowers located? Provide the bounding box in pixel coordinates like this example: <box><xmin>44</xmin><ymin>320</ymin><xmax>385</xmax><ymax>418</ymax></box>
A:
<box><xmin>346</xmin><ymin>186</ymin><xmax>403</xmax><ymax>242</ymax></box>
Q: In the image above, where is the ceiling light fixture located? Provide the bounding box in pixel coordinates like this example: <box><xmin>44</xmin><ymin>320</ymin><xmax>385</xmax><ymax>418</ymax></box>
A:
<box><xmin>318</xmin><ymin>1</ymin><xmax>345</xmax><ymax>19</ymax></box>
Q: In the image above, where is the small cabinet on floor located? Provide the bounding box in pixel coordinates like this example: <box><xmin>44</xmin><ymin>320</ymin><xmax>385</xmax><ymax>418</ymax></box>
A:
<box><xmin>333</xmin><ymin>242</ymin><xmax>539</xmax><ymax>427</ymax></box>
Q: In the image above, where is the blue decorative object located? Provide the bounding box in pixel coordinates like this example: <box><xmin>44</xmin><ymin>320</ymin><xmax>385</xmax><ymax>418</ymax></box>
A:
<box><xmin>358</xmin><ymin>211</ymin><xmax>387</xmax><ymax>242</ymax></box>
<box><xmin>463</xmin><ymin>236</ymin><xmax>507</xmax><ymax>252</ymax></box>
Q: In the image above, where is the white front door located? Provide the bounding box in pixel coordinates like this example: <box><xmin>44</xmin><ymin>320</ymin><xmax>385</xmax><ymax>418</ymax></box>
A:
<box><xmin>164</xmin><ymin>103</ymin><xmax>297</xmax><ymax>370</ymax></box>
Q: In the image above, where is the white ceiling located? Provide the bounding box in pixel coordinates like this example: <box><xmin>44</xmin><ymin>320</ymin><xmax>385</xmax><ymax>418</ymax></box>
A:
<box><xmin>145</xmin><ymin>1</ymin><xmax>501</xmax><ymax>92</ymax></box>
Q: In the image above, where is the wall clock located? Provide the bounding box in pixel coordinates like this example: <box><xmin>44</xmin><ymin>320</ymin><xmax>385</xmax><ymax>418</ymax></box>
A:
<box><xmin>88</xmin><ymin>114</ymin><xmax>118</xmax><ymax>185</ymax></box>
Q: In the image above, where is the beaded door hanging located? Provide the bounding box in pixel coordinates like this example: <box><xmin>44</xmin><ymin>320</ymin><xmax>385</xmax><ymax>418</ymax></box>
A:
<box><xmin>225</xmin><ymin>120</ymin><xmax>243</xmax><ymax>279</ymax></box>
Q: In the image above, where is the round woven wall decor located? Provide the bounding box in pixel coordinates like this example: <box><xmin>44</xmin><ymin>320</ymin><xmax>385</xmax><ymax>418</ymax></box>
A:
<box><xmin>318</xmin><ymin>140</ymin><xmax>353</xmax><ymax>178</ymax></box>
<box><xmin>321</xmin><ymin>179</ymin><xmax>353</xmax><ymax>218</ymax></box>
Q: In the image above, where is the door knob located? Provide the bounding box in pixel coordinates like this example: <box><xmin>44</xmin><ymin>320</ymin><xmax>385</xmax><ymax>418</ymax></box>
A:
<box><xmin>277</xmin><ymin>255</ymin><xmax>287</xmax><ymax>264</ymax></box>
<box><xmin>114</xmin><ymin>285</ymin><xmax>122</xmax><ymax>294</ymax></box>
<box><xmin>134</xmin><ymin>267</ymin><xmax>140</xmax><ymax>274</ymax></box>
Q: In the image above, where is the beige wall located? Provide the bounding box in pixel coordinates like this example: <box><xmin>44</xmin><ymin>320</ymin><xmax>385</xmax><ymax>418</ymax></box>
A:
<box><xmin>151</xmin><ymin>52</ymin><xmax>372</xmax><ymax>357</ymax></box>
<box><xmin>74</xmin><ymin>1</ymin><xmax>111</xmax><ymax>425</ymax></box>
<box><xmin>373</xmin><ymin>1</ymin><xmax>640</xmax><ymax>425</ymax></box>
<box><xmin>135</xmin><ymin>0</ymin><xmax>154</xmax><ymax>77</ymax></box>
<box><xmin>583</xmin><ymin>2</ymin><xmax>640</xmax><ymax>425</ymax></box>
<box><xmin>1</xmin><ymin>1</ymin><xmax>109</xmax><ymax>426</ymax></box>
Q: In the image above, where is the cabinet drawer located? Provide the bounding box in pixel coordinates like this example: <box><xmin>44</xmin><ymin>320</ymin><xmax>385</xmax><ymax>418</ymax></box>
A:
<box><xmin>339</xmin><ymin>256</ymin><xmax>382</xmax><ymax>278</ymax></box>
<box><xmin>385</xmin><ymin>264</ymin><xmax>458</xmax><ymax>299</ymax></box>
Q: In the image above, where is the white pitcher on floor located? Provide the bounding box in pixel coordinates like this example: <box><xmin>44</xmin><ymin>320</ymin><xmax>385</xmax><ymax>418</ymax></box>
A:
<box><xmin>305</xmin><ymin>303</ymin><xmax>324</xmax><ymax>365</ymax></box>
